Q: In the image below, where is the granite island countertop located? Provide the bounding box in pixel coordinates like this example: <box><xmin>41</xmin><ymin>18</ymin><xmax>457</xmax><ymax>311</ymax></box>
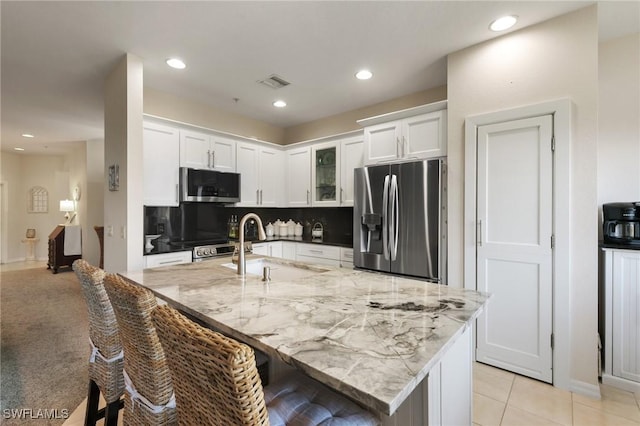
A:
<box><xmin>120</xmin><ymin>256</ymin><xmax>489</xmax><ymax>416</ymax></box>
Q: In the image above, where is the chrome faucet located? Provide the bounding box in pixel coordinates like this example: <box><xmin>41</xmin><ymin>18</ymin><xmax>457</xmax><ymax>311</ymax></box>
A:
<box><xmin>237</xmin><ymin>213</ymin><xmax>266</xmax><ymax>275</ymax></box>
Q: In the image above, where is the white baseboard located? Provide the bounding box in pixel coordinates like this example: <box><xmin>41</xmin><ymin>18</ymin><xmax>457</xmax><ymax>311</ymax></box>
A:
<box><xmin>602</xmin><ymin>373</ymin><xmax>640</xmax><ymax>393</ymax></box>
<box><xmin>570</xmin><ymin>379</ymin><xmax>601</xmax><ymax>400</ymax></box>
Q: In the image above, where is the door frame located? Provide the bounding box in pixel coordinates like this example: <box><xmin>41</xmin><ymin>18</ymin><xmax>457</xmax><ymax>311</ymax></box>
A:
<box><xmin>464</xmin><ymin>99</ymin><xmax>571</xmax><ymax>392</ymax></box>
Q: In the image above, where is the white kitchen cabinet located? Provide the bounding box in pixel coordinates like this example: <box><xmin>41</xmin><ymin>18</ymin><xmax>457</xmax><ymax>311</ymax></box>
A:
<box><xmin>311</xmin><ymin>141</ymin><xmax>340</xmax><ymax>206</ymax></box>
<box><xmin>144</xmin><ymin>251</ymin><xmax>191</xmax><ymax>268</ymax></box>
<box><xmin>340</xmin><ymin>247</ymin><xmax>354</xmax><ymax>269</ymax></box>
<box><xmin>339</xmin><ymin>135</ymin><xmax>364</xmax><ymax>206</ymax></box>
<box><xmin>296</xmin><ymin>243</ymin><xmax>341</xmax><ymax>267</ymax></box>
<box><xmin>143</xmin><ymin>122</ymin><xmax>180</xmax><ymax>206</ymax></box>
<box><xmin>602</xmin><ymin>248</ymin><xmax>640</xmax><ymax>392</ymax></box>
<box><xmin>236</xmin><ymin>142</ymin><xmax>284</xmax><ymax>207</ymax></box>
<box><xmin>252</xmin><ymin>241</ymin><xmax>283</xmax><ymax>258</ymax></box>
<box><xmin>361</xmin><ymin>103</ymin><xmax>447</xmax><ymax>165</ymax></box>
<box><xmin>286</xmin><ymin>146</ymin><xmax>312</xmax><ymax>207</ymax></box>
<box><xmin>426</xmin><ymin>325</ymin><xmax>473</xmax><ymax>426</ymax></box>
<box><xmin>180</xmin><ymin>130</ymin><xmax>236</xmax><ymax>172</ymax></box>
<box><xmin>281</xmin><ymin>242</ymin><xmax>297</xmax><ymax>260</ymax></box>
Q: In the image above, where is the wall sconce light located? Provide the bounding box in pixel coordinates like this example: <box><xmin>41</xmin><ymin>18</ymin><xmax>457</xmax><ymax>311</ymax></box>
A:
<box><xmin>59</xmin><ymin>199</ymin><xmax>76</xmax><ymax>224</ymax></box>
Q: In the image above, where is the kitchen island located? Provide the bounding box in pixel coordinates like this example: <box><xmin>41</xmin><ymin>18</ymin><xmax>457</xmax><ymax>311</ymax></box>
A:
<box><xmin>120</xmin><ymin>256</ymin><xmax>489</xmax><ymax>425</ymax></box>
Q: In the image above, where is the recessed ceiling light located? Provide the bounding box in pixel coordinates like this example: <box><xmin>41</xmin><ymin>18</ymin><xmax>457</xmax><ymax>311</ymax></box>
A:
<box><xmin>355</xmin><ymin>70</ymin><xmax>373</xmax><ymax>80</ymax></box>
<box><xmin>273</xmin><ymin>100</ymin><xmax>287</xmax><ymax>108</ymax></box>
<box><xmin>490</xmin><ymin>15</ymin><xmax>518</xmax><ymax>32</ymax></box>
<box><xmin>14</xmin><ymin>147</ymin><xmax>25</xmax><ymax>151</ymax></box>
<box><xmin>166</xmin><ymin>58</ymin><xmax>186</xmax><ymax>69</ymax></box>
<box><xmin>22</xmin><ymin>133</ymin><xmax>34</xmax><ymax>138</ymax></box>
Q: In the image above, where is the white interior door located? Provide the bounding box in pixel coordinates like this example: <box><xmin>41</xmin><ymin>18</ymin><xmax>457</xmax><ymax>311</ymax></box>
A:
<box><xmin>476</xmin><ymin>115</ymin><xmax>553</xmax><ymax>383</ymax></box>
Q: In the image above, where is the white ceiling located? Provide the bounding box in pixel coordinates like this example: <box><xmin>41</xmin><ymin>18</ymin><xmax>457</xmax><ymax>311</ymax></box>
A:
<box><xmin>1</xmin><ymin>1</ymin><xmax>638</xmax><ymax>155</ymax></box>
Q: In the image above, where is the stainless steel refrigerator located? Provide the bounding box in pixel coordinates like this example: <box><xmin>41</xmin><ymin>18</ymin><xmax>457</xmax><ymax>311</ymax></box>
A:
<box><xmin>353</xmin><ymin>158</ymin><xmax>446</xmax><ymax>283</ymax></box>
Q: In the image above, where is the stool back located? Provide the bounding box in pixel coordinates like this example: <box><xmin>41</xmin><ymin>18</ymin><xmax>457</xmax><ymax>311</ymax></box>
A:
<box><xmin>103</xmin><ymin>274</ymin><xmax>176</xmax><ymax>425</ymax></box>
<box><xmin>152</xmin><ymin>304</ymin><xmax>269</xmax><ymax>426</ymax></box>
<box><xmin>72</xmin><ymin>259</ymin><xmax>124</xmax><ymax>403</ymax></box>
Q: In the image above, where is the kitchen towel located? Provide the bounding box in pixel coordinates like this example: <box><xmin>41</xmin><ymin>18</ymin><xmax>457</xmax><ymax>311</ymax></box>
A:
<box><xmin>64</xmin><ymin>225</ymin><xmax>82</xmax><ymax>256</ymax></box>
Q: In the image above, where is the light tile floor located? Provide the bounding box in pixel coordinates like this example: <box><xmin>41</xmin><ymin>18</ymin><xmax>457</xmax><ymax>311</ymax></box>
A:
<box><xmin>474</xmin><ymin>362</ymin><xmax>640</xmax><ymax>426</ymax></box>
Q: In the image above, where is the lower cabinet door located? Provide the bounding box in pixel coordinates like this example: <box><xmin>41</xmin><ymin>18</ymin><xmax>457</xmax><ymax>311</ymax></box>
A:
<box><xmin>612</xmin><ymin>250</ymin><xmax>640</xmax><ymax>383</ymax></box>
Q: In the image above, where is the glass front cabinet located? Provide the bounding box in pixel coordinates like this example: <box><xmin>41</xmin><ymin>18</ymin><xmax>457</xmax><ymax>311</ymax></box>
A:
<box><xmin>311</xmin><ymin>141</ymin><xmax>341</xmax><ymax>206</ymax></box>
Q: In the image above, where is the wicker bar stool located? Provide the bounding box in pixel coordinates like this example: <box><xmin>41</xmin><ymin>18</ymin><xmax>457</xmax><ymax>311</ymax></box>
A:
<box><xmin>103</xmin><ymin>274</ymin><xmax>177</xmax><ymax>425</ymax></box>
<box><xmin>72</xmin><ymin>259</ymin><xmax>124</xmax><ymax>426</ymax></box>
<box><xmin>152</xmin><ymin>304</ymin><xmax>379</xmax><ymax>426</ymax></box>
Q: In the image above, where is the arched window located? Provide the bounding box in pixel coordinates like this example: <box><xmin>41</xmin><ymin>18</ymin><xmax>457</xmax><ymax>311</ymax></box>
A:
<box><xmin>27</xmin><ymin>186</ymin><xmax>48</xmax><ymax>213</ymax></box>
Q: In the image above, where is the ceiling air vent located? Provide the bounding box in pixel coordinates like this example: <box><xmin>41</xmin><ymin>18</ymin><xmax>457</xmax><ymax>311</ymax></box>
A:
<box><xmin>257</xmin><ymin>74</ymin><xmax>291</xmax><ymax>89</ymax></box>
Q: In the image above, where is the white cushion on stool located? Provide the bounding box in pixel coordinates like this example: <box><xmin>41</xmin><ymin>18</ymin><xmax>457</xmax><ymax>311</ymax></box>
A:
<box><xmin>264</xmin><ymin>371</ymin><xmax>378</xmax><ymax>426</ymax></box>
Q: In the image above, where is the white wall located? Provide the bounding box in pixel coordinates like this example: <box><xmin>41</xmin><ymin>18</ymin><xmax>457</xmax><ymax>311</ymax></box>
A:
<box><xmin>448</xmin><ymin>5</ymin><xmax>599</xmax><ymax>389</ymax></box>
<box><xmin>84</xmin><ymin>139</ymin><xmax>105</xmax><ymax>267</ymax></box>
<box><xmin>598</xmin><ymin>32</ymin><xmax>640</xmax><ymax>214</ymax></box>
<box><xmin>0</xmin><ymin>152</ymin><xmax>69</xmax><ymax>262</ymax></box>
<box><xmin>104</xmin><ymin>53</ymin><xmax>144</xmax><ymax>273</ymax></box>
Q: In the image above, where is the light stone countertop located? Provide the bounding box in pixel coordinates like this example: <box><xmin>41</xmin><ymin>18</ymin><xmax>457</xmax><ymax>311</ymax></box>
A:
<box><xmin>120</xmin><ymin>255</ymin><xmax>489</xmax><ymax>416</ymax></box>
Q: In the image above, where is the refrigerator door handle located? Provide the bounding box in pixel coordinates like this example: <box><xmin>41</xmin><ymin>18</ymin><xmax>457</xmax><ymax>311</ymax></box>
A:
<box><xmin>382</xmin><ymin>174</ymin><xmax>390</xmax><ymax>260</ymax></box>
<box><xmin>390</xmin><ymin>174</ymin><xmax>399</xmax><ymax>261</ymax></box>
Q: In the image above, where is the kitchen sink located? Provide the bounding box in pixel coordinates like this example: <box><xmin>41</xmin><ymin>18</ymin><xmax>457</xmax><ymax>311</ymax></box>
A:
<box><xmin>221</xmin><ymin>258</ymin><xmax>329</xmax><ymax>280</ymax></box>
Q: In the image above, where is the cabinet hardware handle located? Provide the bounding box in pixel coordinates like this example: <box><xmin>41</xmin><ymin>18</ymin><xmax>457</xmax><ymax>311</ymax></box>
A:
<box><xmin>260</xmin><ymin>189</ymin><xmax>263</xmax><ymax>205</ymax></box>
<box><xmin>477</xmin><ymin>220</ymin><xmax>483</xmax><ymax>246</ymax></box>
<box><xmin>256</xmin><ymin>189</ymin><xmax>260</xmax><ymax>204</ymax></box>
<box><xmin>310</xmin><ymin>249</ymin><xmax>323</xmax><ymax>254</ymax></box>
<box><xmin>207</xmin><ymin>150</ymin><xmax>211</xmax><ymax>168</ymax></box>
<box><xmin>159</xmin><ymin>259</ymin><xmax>180</xmax><ymax>265</ymax></box>
<box><xmin>396</xmin><ymin>137</ymin><xmax>400</xmax><ymax>158</ymax></box>
<box><xmin>211</xmin><ymin>151</ymin><xmax>215</xmax><ymax>169</ymax></box>
<box><xmin>340</xmin><ymin>187</ymin><xmax>344</xmax><ymax>203</ymax></box>
<box><xmin>307</xmin><ymin>189</ymin><xmax>310</xmax><ymax>205</ymax></box>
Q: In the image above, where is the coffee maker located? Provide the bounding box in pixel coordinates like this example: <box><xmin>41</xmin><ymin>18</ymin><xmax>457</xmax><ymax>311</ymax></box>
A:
<box><xmin>603</xmin><ymin>202</ymin><xmax>640</xmax><ymax>245</ymax></box>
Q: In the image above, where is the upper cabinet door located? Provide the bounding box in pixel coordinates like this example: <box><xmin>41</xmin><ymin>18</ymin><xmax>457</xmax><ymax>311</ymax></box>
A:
<box><xmin>180</xmin><ymin>130</ymin><xmax>210</xmax><ymax>169</ymax></box>
<box><xmin>364</xmin><ymin>121</ymin><xmax>402</xmax><ymax>164</ymax></box>
<box><xmin>236</xmin><ymin>142</ymin><xmax>260</xmax><ymax>206</ymax></box>
<box><xmin>259</xmin><ymin>147</ymin><xmax>284</xmax><ymax>207</ymax></box>
<box><xmin>180</xmin><ymin>131</ymin><xmax>237</xmax><ymax>171</ymax></box>
<box><xmin>311</xmin><ymin>141</ymin><xmax>340</xmax><ymax>207</ymax></box>
<box><xmin>403</xmin><ymin>110</ymin><xmax>447</xmax><ymax>159</ymax></box>
<box><xmin>363</xmin><ymin>108</ymin><xmax>447</xmax><ymax>165</ymax></box>
<box><xmin>287</xmin><ymin>147</ymin><xmax>311</xmax><ymax>207</ymax></box>
<box><xmin>143</xmin><ymin>122</ymin><xmax>180</xmax><ymax>206</ymax></box>
<box><xmin>340</xmin><ymin>135</ymin><xmax>364</xmax><ymax>206</ymax></box>
<box><xmin>211</xmin><ymin>136</ymin><xmax>236</xmax><ymax>172</ymax></box>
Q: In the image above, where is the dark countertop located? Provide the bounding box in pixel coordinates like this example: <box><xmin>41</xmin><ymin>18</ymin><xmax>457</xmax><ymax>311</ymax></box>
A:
<box><xmin>256</xmin><ymin>235</ymin><xmax>352</xmax><ymax>248</ymax></box>
<box><xmin>599</xmin><ymin>240</ymin><xmax>640</xmax><ymax>250</ymax></box>
<box><xmin>145</xmin><ymin>235</ymin><xmax>353</xmax><ymax>256</ymax></box>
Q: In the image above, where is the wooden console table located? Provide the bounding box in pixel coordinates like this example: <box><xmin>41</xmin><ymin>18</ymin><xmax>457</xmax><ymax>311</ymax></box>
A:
<box><xmin>47</xmin><ymin>225</ymin><xmax>81</xmax><ymax>273</ymax></box>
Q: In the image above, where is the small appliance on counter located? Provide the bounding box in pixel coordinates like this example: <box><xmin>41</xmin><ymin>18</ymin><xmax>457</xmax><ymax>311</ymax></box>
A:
<box><xmin>603</xmin><ymin>202</ymin><xmax>640</xmax><ymax>246</ymax></box>
<box><xmin>312</xmin><ymin>222</ymin><xmax>323</xmax><ymax>240</ymax></box>
<box><xmin>145</xmin><ymin>234</ymin><xmax>161</xmax><ymax>253</ymax></box>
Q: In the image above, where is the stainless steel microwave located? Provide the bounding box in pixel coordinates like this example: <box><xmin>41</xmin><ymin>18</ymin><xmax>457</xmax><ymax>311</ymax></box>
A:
<box><xmin>179</xmin><ymin>167</ymin><xmax>241</xmax><ymax>203</ymax></box>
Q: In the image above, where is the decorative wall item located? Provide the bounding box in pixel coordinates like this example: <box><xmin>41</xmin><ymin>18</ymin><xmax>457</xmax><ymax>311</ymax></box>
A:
<box><xmin>26</xmin><ymin>228</ymin><xmax>36</xmax><ymax>238</ymax></box>
<box><xmin>27</xmin><ymin>186</ymin><xmax>48</xmax><ymax>213</ymax></box>
<box><xmin>108</xmin><ymin>164</ymin><xmax>119</xmax><ymax>191</ymax></box>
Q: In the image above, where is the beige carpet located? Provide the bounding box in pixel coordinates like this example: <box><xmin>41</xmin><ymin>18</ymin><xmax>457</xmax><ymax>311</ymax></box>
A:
<box><xmin>1</xmin><ymin>267</ymin><xmax>89</xmax><ymax>425</ymax></box>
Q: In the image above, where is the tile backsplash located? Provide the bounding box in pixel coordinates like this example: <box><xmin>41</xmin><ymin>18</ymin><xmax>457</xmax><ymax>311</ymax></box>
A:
<box><xmin>144</xmin><ymin>205</ymin><xmax>353</xmax><ymax>245</ymax></box>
